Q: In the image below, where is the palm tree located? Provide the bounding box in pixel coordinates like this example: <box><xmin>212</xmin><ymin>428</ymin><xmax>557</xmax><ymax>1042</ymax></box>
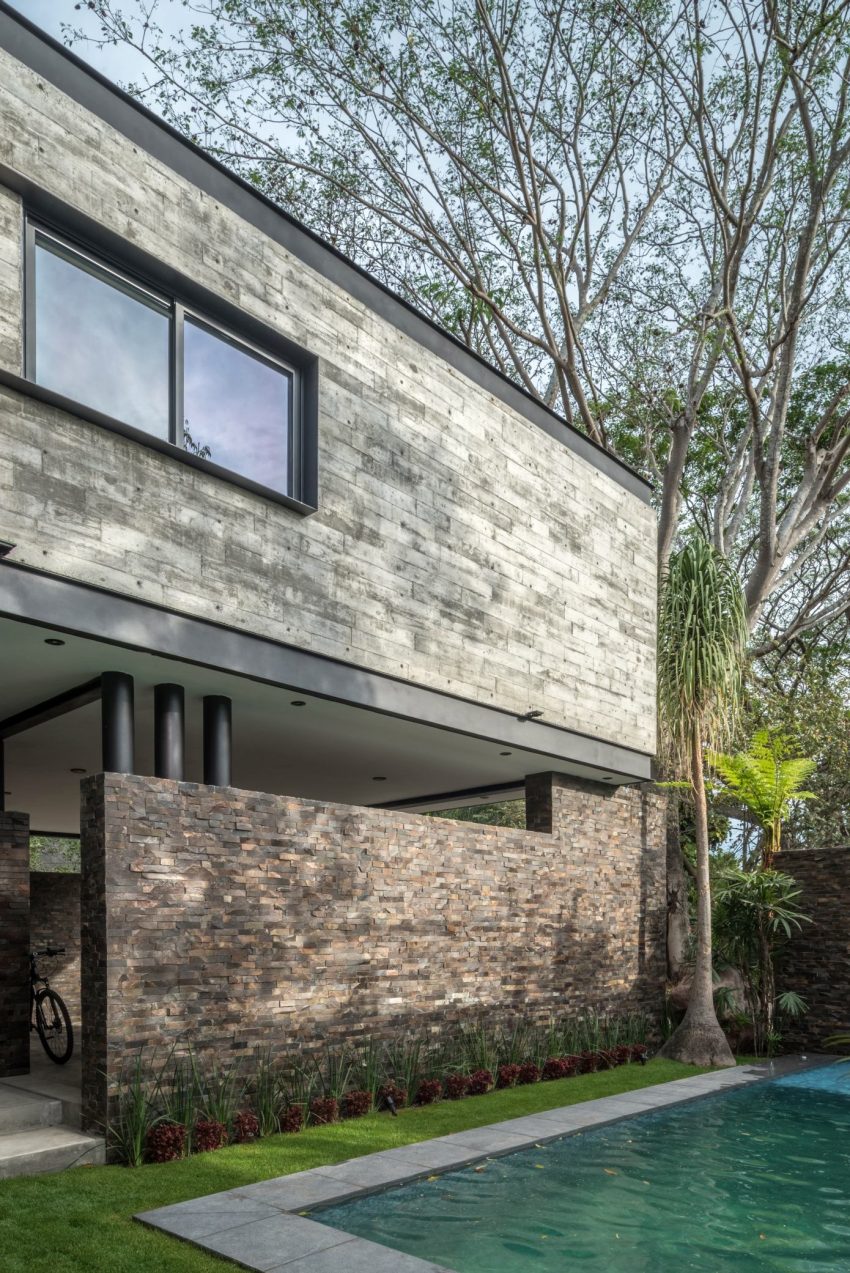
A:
<box><xmin>708</xmin><ymin>731</ymin><xmax>816</xmax><ymax>866</ymax></box>
<box><xmin>658</xmin><ymin>536</ymin><xmax>748</xmax><ymax>1067</ymax></box>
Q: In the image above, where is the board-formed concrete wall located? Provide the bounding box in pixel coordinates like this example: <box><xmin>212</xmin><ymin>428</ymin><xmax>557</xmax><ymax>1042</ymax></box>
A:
<box><xmin>0</xmin><ymin>811</ymin><xmax>30</xmax><ymax>1077</ymax></box>
<box><xmin>30</xmin><ymin>872</ymin><xmax>81</xmax><ymax>1031</ymax></box>
<box><xmin>79</xmin><ymin>771</ymin><xmax>666</xmax><ymax>1129</ymax></box>
<box><xmin>0</xmin><ymin>44</ymin><xmax>656</xmax><ymax>756</ymax></box>
<box><xmin>778</xmin><ymin>848</ymin><xmax>850</xmax><ymax>1049</ymax></box>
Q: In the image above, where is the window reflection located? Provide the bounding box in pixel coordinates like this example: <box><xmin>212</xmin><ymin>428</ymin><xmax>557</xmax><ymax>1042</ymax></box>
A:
<box><xmin>183</xmin><ymin>318</ymin><xmax>291</xmax><ymax>493</ymax></box>
<box><xmin>33</xmin><ymin>236</ymin><xmax>170</xmax><ymax>438</ymax></box>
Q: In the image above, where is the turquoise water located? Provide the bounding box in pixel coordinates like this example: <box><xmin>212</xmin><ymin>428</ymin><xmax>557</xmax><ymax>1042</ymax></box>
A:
<box><xmin>315</xmin><ymin>1066</ymin><xmax>850</xmax><ymax>1271</ymax></box>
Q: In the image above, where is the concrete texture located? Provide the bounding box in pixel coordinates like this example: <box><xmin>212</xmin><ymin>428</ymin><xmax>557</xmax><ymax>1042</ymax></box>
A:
<box><xmin>0</xmin><ymin>42</ymin><xmax>656</xmax><ymax>756</ymax></box>
<box><xmin>138</xmin><ymin>1057</ymin><xmax>826</xmax><ymax>1273</ymax></box>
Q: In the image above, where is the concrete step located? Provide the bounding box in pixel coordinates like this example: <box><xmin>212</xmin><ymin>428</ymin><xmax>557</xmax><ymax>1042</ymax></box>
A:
<box><xmin>0</xmin><ymin>1087</ymin><xmax>64</xmax><ymax>1135</ymax></box>
<box><xmin>0</xmin><ymin>1126</ymin><xmax>105</xmax><ymax>1179</ymax></box>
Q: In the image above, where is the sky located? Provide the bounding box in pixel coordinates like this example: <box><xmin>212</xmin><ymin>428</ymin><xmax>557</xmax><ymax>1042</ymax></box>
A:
<box><xmin>9</xmin><ymin>0</ymin><xmax>185</xmax><ymax>88</ymax></box>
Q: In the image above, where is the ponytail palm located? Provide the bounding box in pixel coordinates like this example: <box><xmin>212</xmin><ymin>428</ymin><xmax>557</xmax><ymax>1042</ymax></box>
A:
<box><xmin>658</xmin><ymin>536</ymin><xmax>748</xmax><ymax>1067</ymax></box>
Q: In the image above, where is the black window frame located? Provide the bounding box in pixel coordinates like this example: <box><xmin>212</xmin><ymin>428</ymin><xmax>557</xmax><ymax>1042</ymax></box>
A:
<box><xmin>23</xmin><ymin>215</ymin><xmax>315</xmax><ymax>512</ymax></box>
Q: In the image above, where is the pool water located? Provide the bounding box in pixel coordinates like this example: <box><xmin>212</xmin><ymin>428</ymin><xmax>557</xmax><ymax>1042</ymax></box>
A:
<box><xmin>315</xmin><ymin>1066</ymin><xmax>850</xmax><ymax>1271</ymax></box>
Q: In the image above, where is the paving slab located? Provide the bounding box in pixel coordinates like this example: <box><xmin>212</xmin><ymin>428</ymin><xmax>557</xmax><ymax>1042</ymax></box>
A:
<box><xmin>194</xmin><ymin>1213</ymin><xmax>352</xmax><ymax>1271</ymax></box>
<box><xmin>267</xmin><ymin>1234</ymin><xmax>450</xmax><ymax>1273</ymax></box>
<box><xmin>136</xmin><ymin>1192</ymin><xmax>284</xmax><ymax>1240</ymax></box>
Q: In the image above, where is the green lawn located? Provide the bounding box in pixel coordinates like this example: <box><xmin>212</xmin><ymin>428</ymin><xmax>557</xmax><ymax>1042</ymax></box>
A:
<box><xmin>0</xmin><ymin>1060</ymin><xmax>715</xmax><ymax>1273</ymax></box>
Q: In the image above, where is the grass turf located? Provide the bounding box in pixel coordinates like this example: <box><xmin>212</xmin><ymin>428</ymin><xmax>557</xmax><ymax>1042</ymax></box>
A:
<box><xmin>0</xmin><ymin>1059</ymin><xmax>716</xmax><ymax>1273</ymax></box>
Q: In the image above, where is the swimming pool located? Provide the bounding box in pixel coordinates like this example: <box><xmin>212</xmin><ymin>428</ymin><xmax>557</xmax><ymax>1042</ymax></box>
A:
<box><xmin>314</xmin><ymin>1064</ymin><xmax>850</xmax><ymax>1271</ymax></box>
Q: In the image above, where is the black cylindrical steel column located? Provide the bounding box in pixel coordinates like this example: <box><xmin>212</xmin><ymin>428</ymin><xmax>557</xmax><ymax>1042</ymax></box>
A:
<box><xmin>101</xmin><ymin>671</ymin><xmax>135</xmax><ymax>773</ymax></box>
<box><xmin>203</xmin><ymin>695</ymin><xmax>232</xmax><ymax>787</ymax></box>
<box><xmin>154</xmin><ymin>683</ymin><xmax>185</xmax><ymax>780</ymax></box>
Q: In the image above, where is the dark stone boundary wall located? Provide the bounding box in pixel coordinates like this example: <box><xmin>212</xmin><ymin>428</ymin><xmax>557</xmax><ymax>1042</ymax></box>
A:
<box><xmin>80</xmin><ymin>772</ymin><xmax>666</xmax><ymax>1131</ymax></box>
<box><xmin>780</xmin><ymin>847</ymin><xmax>850</xmax><ymax>1048</ymax></box>
<box><xmin>30</xmin><ymin>872</ymin><xmax>81</xmax><ymax>1030</ymax></box>
<box><xmin>0</xmin><ymin>811</ymin><xmax>30</xmax><ymax>1076</ymax></box>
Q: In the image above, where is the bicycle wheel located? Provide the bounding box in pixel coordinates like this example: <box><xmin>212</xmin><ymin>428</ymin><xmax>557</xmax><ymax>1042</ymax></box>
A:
<box><xmin>35</xmin><ymin>988</ymin><xmax>73</xmax><ymax>1064</ymax></box>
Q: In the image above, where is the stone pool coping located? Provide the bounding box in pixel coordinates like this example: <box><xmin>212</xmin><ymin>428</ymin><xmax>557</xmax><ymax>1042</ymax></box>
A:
<box><xmin>136</xmin><ymin>1054</ymin><xmax>830</xmax><ymax>1273</ymax></box>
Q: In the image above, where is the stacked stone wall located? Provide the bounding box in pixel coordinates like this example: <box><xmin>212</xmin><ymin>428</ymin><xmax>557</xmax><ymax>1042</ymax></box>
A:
<box><xmin>30</xmin><ymin>872</ymin><xmax>81</xmax><ymax>1029</ymax></box>
<box><xmin>779</xmin><ymin>848</ymin><xmax>850</xmax><ymax>1048</ymax></box>
<box><xmin>0</xmin><ymin>811</ymin><xmax>30</xmax><ymax>1076</ymax></box>
<box><xmin>80</xmin><ymin>771</ymin><xmax>666</xmax><ymax>1129</ymax></box>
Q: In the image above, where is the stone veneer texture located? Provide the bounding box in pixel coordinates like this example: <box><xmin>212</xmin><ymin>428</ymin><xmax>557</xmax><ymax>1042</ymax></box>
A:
<box><xmin>30</xmin><ymin>871</ymin><xmax>81</xmax><ymax>1029</ymax></box>
<box><xmin>779</xmin><ymin>847</ymin><xmax>850</xmax><ymax>1048</ymax></box>
<box><xmin>80</xmin><ymin>772</ymin><xmax>665</xmax><ymax>1130</ymax></box>
<box><xmin>0</xmin><ymin>811</ymin><xmax>30</xmax><ymax>1076</ymax></box>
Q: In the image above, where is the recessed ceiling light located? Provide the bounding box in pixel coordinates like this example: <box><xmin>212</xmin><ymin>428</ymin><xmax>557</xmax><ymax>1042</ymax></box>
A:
<box><xmin>372</xmin><ymin>775</ymin><xmax>387</xmax><ymax>781</ymax></box>
<box><xmin>290</xmin><ymin>699</ymin><xmax>306</xmax><ymax>707</ymax></box>
<box><xmin>500</xmin><ymin>750</ymin><xmax>512</xmax><ymax>756</ymax></box>
<box><xmin>70</xmin><ymin>767</ymin><xmax>87</xmax><ymax>774</ymax></box>
<box><xmin>44</xmin><ymin>637</ymin><xmax>65</xmax><ymax>646</ymax></box>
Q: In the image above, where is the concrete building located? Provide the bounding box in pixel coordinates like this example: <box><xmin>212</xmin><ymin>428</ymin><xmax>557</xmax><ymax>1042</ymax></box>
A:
<box><xmin>0</xmin><ymin>3</ymin><xmax>662</xmax><ymax>1145</ymax></box>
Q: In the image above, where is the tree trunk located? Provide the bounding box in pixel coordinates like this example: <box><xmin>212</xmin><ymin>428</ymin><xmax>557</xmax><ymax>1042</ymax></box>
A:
<box><xmin>666</xmin><ymin>797</ymin><xmax>689</xmax><ymax>983</ymax></box>
<box><xmin>659</xmin><ymin>723</ymin><xmax>736</xmax><ymax>1067</ymax></box>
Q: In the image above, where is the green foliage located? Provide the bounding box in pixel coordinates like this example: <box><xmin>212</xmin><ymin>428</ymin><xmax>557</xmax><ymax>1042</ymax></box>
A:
<box><xmin>107</xmin><ymin>1054</ymin><xmax>162</xmax><ymax>1169</ymax></box>
<box><xmin>428</xmin><ymin>799</ymin><xmax>526</xmax><ymax>828</ymax></box>
<box><xmin>658</xmin><ymin>536</ymin><xmax>749</xmax><ymax>768</ymax></box>
<box><xmin>29</xmin><ymin>836</ymin><xmax>80</xmax><ymax>873</ymax></box>
<box><xmin>713</xmin><ymin>866</ymin><xmax>810</xmax><ymax>1055</ymax></box>
<box><xmin>709</xmin><ymin>731</ymin><xmax>816</xmax><ymax>863</ymax></box>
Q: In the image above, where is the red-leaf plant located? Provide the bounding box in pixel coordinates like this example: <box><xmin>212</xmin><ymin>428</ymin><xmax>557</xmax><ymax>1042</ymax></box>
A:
<box><xmin>194</xmin><ymin>1119</ymin><xmax>228</xmax><ymax>1152</ymax></box>
<box><xmin>541</xmin><ymin>1057</ymin><xmax>569</xmax><ymax>1081</ymax></box>
<box><xmin>146</xmin><ymin>1121</ymin><xmax>186</xmax><ymax>1163</ymax></box>
<box><xmin>496</xmin><ymin>1064</ymin><xmax>522</xmax><ymax>1089</ymax></box>
<box><xmin>341</xmin><ymin>1089</ymin><xmax>372</xmax><ymax>1119</ymax></box>
<box><xmin>443</xmin><ymin>1073</ymin><xmax>471</xmax><ymax>1100</ymax></box>
<box><xmin>309</xmin><ymin>1096</ymin><xmax>339</xmax><ymax>1125</ymax></box>
<box><xmin>377</xmin><ymin>1082</ymin><xmax>408</xmax><ymax>1111</ymax></box>
<box><xmin>231</xmin><ymin>1111</ymin><xmax>260</xmax><ymax>1143</ymax></box>
<box><xmin>517</xmin><ymin>1062</ymin><xmax>541</xmax><ymax>1085</ymax></box>
<box><xmin>414</xmin><ymin>1078</ymin><xmax>443</xmax><ymax>1105</ymax></box>
<box><xmin>280</xmin><ymin>1104</ymin><xmax>304</xmax><ymax>1133</ymax></box>
<box><xmin>467</xmin><ymin>1068</ymin><xmax>494</xmax><ymax>1096</ymax></box>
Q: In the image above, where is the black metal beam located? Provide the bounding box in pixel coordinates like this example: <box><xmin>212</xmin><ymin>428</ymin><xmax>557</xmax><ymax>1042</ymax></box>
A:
<box><xmin>0</xmin><ymin>677</ymin><xmax>102</xmax><ymax>740</ymax></box>
<box><xmin>203</xmin><ymin>695</ymin><xmax>232</xmax><ymax>787</ymax></box>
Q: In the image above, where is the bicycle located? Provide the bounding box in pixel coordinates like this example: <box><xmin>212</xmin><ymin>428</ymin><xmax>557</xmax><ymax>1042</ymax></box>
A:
<box><xmin>30</xmin><ymin>948</ymin><xmax>74</xmax><ymax>1064</ymax></box>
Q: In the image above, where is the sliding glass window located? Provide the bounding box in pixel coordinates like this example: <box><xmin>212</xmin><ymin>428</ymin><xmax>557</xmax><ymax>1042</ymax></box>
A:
<box><xmin>26</xmin><ymin>225</ymin><xmax>297</xmax><ymax>499</ymax></box>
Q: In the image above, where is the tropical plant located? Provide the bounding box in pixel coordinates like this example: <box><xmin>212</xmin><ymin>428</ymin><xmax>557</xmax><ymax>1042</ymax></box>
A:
<box><xmin>713</xmin><ymin>867</ymin><xmax>810</xmax><ymax>1055</ymax></box>
<box><xmin>106</xmin><ymin>1053</ymin><xmax>160</xmax><ymax>1168</ymax></box>
<box><xmin>657</xmin><ymin>536</ymin><xmax>748</xmax><ymax>1067</ymax></box>
<box><xmin>709</xmin><ymin>732</ymin><xmax>816</xmax><ymax>866</ymax></box>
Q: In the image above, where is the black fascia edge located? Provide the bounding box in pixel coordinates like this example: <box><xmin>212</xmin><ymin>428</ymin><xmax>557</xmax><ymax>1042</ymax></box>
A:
<box><xmin>0</xmin><ymin>2</ymin><xmax>652</xmax><ymax>506</ymax></box>
<box><xmin>0</xmin><ymin>368</ymin><xmax>318</xmax><ymax>516</ymax></box>
<box><xmin>0</xmin><ymin>562</ymin><xmax>655</xmax><ymax>783</ymax></box>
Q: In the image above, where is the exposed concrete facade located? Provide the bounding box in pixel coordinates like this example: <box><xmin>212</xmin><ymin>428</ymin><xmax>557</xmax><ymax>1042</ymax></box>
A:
<box><xmin>80</xmin><ymin>771</ymin><xmax>666</xmax><ymax>1130</ymax></box>
<box><xmin>0</xmin><ymin>35</ymin><xmax>656</xmax><ymax>757</ymax></box>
